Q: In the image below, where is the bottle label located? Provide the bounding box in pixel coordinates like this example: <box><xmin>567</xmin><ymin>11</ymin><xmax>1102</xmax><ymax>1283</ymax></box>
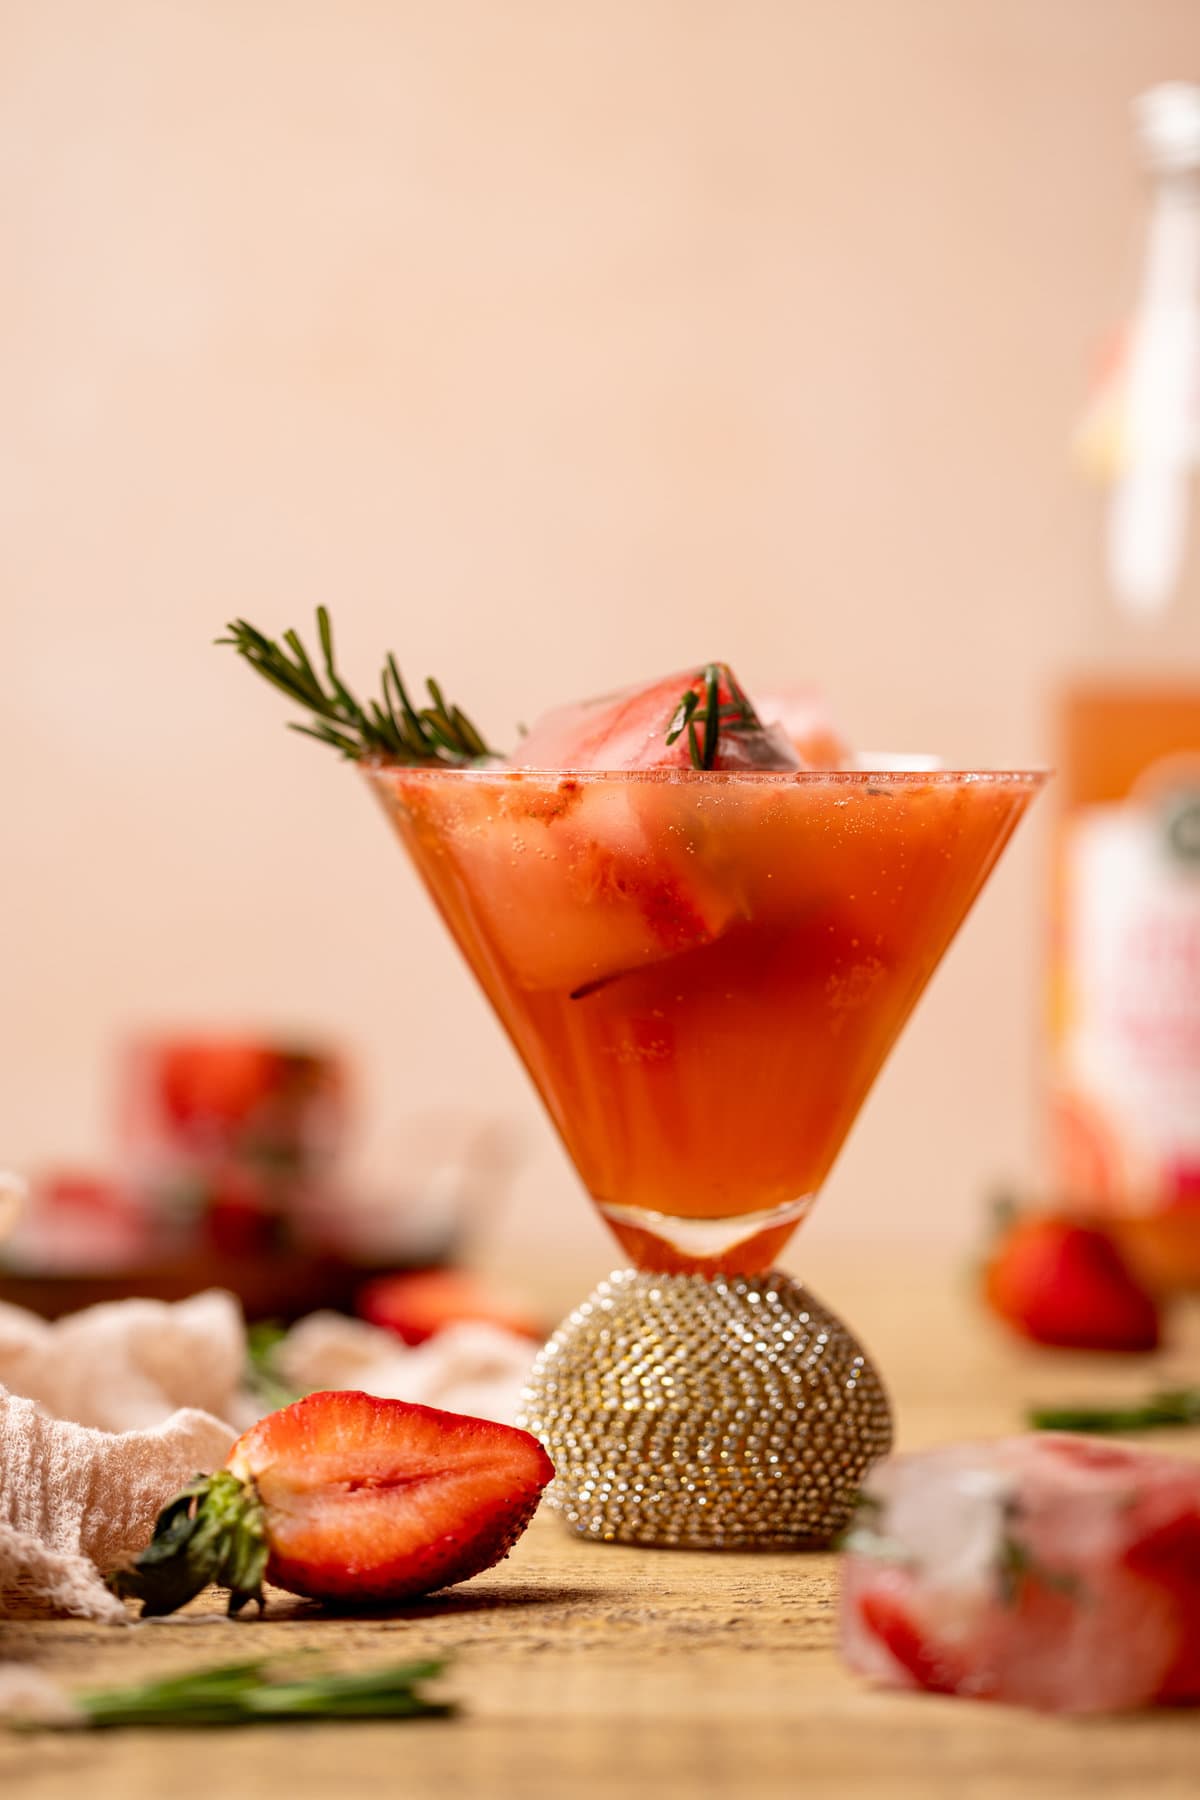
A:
<box><xmin>1051</xmin><ymin>758</ymin><xmax>1200</xmax><ymax>1213</ymax></box>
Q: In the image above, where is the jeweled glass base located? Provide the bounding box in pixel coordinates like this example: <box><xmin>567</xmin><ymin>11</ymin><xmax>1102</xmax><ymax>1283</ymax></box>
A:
<box><xmin>517</xmin><ymin>1269</ymin><xmax>892</xmax><ymax>1549</ymax></box>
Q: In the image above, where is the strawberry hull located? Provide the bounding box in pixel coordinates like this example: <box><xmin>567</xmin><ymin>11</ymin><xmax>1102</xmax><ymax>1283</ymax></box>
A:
<box><xmin>840</xmin><ymin>1434</ymin><xmax>1200</xmax><ymax>1712</ymax></box>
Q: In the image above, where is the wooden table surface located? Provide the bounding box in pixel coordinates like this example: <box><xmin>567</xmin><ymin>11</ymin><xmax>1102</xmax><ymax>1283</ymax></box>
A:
<box><xmin>4</xmin><ymin>1253</ymin><xmax>1199</xmax><ymax>1799</ymax></box>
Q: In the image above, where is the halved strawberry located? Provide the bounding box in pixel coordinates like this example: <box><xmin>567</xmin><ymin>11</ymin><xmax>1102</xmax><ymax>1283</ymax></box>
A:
<box><xmin>983</xmin><ymin>1213</ymin><xmax>1161</xmax><ymax>1352</ymax></box>
<box><xmin>514</xmin><ymin>664</ymin><xmax>801</xmax><ymax>772</ymax></box>
<box><xmin>110</xmin><ymin>1390</ymin><xmax>554</xmax><ymax>1614</ymax></box>
<box><xmin>357</xmin><ymin>1270</ymin><xmax>543</xmax><ymax>1346</ymax></box>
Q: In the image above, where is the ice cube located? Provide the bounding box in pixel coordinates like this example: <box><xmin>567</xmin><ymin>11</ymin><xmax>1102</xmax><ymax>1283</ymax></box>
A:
<box><xmin>840</xmin><ymin>1434</ymin><xmax>1200</xmax><ymax>1712</ymax></box>
<box><xmin>515</xmin><ymin>665</ymin><xmax>801</xmax><ymax>772</ymax></box>
<box><xmin>418</xmin><ymin>778</ymin><xmax>744</xmax><ymax>994</ymax></box>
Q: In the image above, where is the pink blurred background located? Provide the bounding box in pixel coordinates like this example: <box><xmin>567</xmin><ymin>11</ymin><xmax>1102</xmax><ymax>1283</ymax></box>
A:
<box><xmin>4</xmin><ymin>1</ymin><xmax>1197</xmax><ymax>1264</ymax></box>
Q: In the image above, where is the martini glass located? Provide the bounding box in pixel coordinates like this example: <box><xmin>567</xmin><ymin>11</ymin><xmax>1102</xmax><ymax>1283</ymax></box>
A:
<box><xmin>366</xmin><ymin>762</ymin><xmax>1046</xmax><ymax>1547</ymax></box>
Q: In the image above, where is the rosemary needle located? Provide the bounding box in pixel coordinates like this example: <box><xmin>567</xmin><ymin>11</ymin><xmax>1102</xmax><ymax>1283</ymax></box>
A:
<box><xmin>1028</xmin><ymin>1388</ymin><xmax>1200</xmax><ymax>1435</ymax></box>
<box><xmin>11</xmin><ymin>1657</ymin><xmax>453</xmax><ymax>1730</ymax></box>
<box><xmin>218</xmin><ymin>609</ymin><xmax>497</xmax><ymax>765</ymax></box>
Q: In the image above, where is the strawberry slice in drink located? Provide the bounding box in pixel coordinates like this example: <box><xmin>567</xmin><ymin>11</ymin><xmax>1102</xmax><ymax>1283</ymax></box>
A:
<box><xmin>840</xmin><ymin>1434</ymin><xmax>1200</xmax><ymax>1712</ymax></box>
<box><xmin>436</xmin><ymin>663</ymin><xmax>799</xmax><ymax>994</ymax></box>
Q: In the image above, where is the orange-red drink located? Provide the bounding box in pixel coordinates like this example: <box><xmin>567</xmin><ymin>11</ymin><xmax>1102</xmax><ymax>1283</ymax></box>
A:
<box><xmin>369</xmin><ymin>766</ymin><xmax>1043</xmax><ymax>1275</ymax></box>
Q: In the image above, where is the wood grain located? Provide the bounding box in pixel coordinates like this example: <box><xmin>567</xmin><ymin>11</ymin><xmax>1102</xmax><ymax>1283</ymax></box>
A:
<box><xmin>3</xmin><ymin>1256</ymin><xmax>1198</xmax><ymax>1799</ymax></box>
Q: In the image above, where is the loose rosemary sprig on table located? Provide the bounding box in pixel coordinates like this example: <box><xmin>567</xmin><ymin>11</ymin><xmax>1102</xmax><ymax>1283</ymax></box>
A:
<box><xmin>9</xmin><ymin>1657</ymin><xmax>453</xmax><ymax>1730</ymax></box>
<box><xmin>665</xmin><ymin>663</ymin><xmax>762</xmax><ymax>769</ymax></box>
<box><xmin>218</xmin><ymin>608</ymin><xmax>497</xmax><ymax>764</ymax></box>
<box><xmin>1028</xmin><ymin>1388</ymin><xmax>1200</xmax><ymax>1435</ymax></box>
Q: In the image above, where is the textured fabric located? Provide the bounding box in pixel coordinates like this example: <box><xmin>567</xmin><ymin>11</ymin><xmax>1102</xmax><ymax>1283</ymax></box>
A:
<box><xmin>0</xmin><ymin>1391</ymin><xmax>235</xmax><ymax>1619</ymax></box>
<box><xmin>0</xmin><ymin>1290</ymin><xmax>246</xmax><ymax>1432</ymax></box>
<box><xmin>0</xmin><ymin>1286</ymin><xmax>533</xmax><ymax>1619</ymax></box>
<box><xmin>279</xmin><ymin>1312</ymin><xmax>535</xmax><ymax>1425</ymax></box>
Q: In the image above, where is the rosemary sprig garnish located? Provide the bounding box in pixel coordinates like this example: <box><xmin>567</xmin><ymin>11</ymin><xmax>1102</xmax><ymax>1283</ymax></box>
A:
<box><xmin>218</xmin><ymin>609</ymin><xmax>497</xmax><ymax>764</ymax></box>
<box><xmin>664</xmin><ymin>663</ymin><xmax>761</xmax><ymax>769</ymax></box>
<box><xmin>1029</xmin><ymin>1388</ymin><xmax>1200</xmax><ymax>1435</ymax></box>
<box><xmin>9</xmin><ymin>1657</ymin><xmax>452</xmax><ymax>1730</ymax></box>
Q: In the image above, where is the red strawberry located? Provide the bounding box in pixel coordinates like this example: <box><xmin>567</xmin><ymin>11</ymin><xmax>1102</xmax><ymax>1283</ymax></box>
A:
<box><xmin>983</xmin><ymin>1214</ymin><xmax>1161</xmax><ymax>1352</ymax></box>
<box><xmin>156</xmin><ymin>1041</ymin><xmax>285</xmax><ymax>1131</ymax></box>
<box><xmin>856</xmin><ymin>1588</ymin><xmax>977</xmax><ymax>1697</ymax></box>
<box><xmin>110</xmin><ymin>1390</ymin><xmax>554</xmax><ymax>1615</ymax></box>
<box><xmin>1122</xmin><ymin>1509</ymin><xmax>1200</xmax><ymax>1702</ymax></box>
<box><xmin>514</xmin><ymin>663</ymin><xmax>801</xmax><ymax>772</ymax></box>
<box><xmin>131</xmin><ymin>1038</ymin><xmax>346</xmax><ymax>1156</ymax></box>
<box><xmin>358</xmin><ymin>1270</ymin><xmax>543</xmax><ymax>1346</ymax></box>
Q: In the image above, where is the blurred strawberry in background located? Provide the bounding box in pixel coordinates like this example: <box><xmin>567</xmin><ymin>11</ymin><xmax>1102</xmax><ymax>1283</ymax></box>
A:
<box><xmin>1</xmin><ymin>1037</ymin><xmax>521</xmax><ymax>1323</ymax></box>
<box><xmin>119</xmin><ymin>1035</ymin><xmax>348</xmax><ymax>1252</ymax></box>
<box><xmin>357</xmin><ymin>1268</ymin><xmax>543</xmax><ymax>1346</ymax></box>
<box><xmin>125</xmin><ymin>1036</ymin><xmax>347</xmax><ymax>1171</ymax></box>
<box><xmin>982</xmin><ymin>1207</ymin><xmax>1163</xmax><ymax>1353</ymax></box>
<box><xmin>8</xmin><ymin>1169</ymin><xmax>149</xmax><ymax>1271</ymax></box>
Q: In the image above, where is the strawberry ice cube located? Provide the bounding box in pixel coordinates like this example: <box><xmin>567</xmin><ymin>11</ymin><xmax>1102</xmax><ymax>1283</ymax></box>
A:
<box><xmin>514</xmin><ymin>664</ymin><xmax>801</xmax><ymax>773</ymax></box>
<box><xmin>418</xmin><ymin>777</ymin><xmax>745</xmax><ymax>994</ymax></box>
<box><xmin>457</xmin><ymin>663</ymin><xmax>792</xmax><ymax>990</ymax></box>
<box><xmin>840</xmin><ymin>1434</ymin><xmax>1200</xmax><ymax>1713</ymax></box>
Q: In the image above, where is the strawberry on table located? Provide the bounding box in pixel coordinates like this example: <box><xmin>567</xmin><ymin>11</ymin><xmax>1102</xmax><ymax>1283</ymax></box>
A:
<box><xmin>110</xmin><ymin>1390</ymin><xmax>554</xmax><ymax>1614</ymax></box>
<box><xmin>983</xmin><ymin>1211</ymin><xmax>1161</xmax><ymax>1352</ymax></box>
<box><xmin>357</xmin><ymin>1269</ymin><xmax>543</xmax><ymax>1346</ymax></box>
<box><xmin>840</xmin><ymin>1434</ymin><xmax>1200</xmax><ymax>1712</ymax></box>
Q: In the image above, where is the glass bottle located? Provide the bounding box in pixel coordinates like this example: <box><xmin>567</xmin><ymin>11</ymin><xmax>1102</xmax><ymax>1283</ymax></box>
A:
<box><xmin>1049</xmin><ymin>83</ymin><xmax>1200</xmax><ymax>1289</ymax></box>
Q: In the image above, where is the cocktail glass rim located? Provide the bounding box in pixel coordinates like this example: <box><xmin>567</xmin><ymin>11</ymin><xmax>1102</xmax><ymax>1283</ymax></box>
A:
<box><xmin>363</xmin><ymin>763</ymin><xmax>1050</xmax><ymax>786</ymax></box>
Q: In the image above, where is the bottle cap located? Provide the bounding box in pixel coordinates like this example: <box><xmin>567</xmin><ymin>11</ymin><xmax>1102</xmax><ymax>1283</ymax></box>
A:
<box><xmin>1135</xmin><ymin>83</ymin><xmax>1200</xmax><ymax>174</ymax></box>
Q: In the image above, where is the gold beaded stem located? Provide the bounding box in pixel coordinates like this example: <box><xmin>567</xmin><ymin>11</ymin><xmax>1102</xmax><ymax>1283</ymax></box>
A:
<box><xmin>518</xmin><ymin>1269</ymin><xmax>892</xmax><ymax>1549</ymax></box>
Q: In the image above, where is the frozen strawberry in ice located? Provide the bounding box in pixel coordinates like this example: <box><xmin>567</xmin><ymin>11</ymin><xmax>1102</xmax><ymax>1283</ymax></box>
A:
<box><xmin>385</xmin><ymin>663</ymin><xmax>799</xmax><ymax>996</ymax></box>
<box><xmin>376</xmin><ymin>765</ymin><xmax>748</xmax><ymax>994</ymax></box>
<box><xmin>514</xmin><ymin>663</ymin><xmax>802</xmax><ymax>773</ymax></box>
<box><xmin>840</xmin><ymin>1433</ymin><xmax>1200</xmax><ymax>1712</ymax></box>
